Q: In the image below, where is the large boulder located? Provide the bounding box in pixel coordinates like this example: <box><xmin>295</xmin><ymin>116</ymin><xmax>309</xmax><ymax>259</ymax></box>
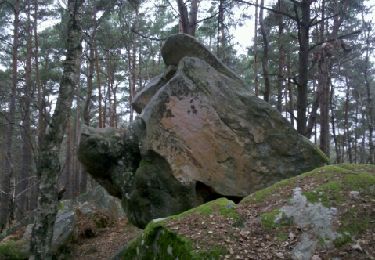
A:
<box><xmin>118</xmin><ymin>164</ymin><xmax>375</xmax><ymax>260</ymax></box>
<box><xmin>78</xmin><ymin>34</ymin><xmax>328</xmax><ymax>228</ymax></box>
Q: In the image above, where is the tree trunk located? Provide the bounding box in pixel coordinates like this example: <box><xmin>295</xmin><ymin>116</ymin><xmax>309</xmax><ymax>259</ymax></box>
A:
<box><xmin>296</xmin><ymin>0</ymin><xmax>310</xmax><ymax>135</ymax></box>
<box><xmin>19</xmin><ymin>0</ymin><xmax>33</xmax><ymax>218</ymax></box>
<box><xmin>330</xmin><ymin>87</ymin><xmax>340</xmax><ymax>163</ymax></box>
<box><xmin>83</xmin><ymin>36</ymin><xmax>95</xmax><ymax>125</ymax></box>
<box><xmin>253</xmin><ymin>0</ymin><xmax>259</xmax><ymax>97</ymax></box>
<box><xmin>32</xmin><ymin>0</ymin><xmax>42</xmax><ymax>212</ymax></box>
<box><xmin>364</xmin><ymin>29</ymin><xmax>374</xmax><ymax>163</ymax></box>
<box><xmin>1</xmin><ymin>0</ymin><xmax>20</xmax><ymax>231</ymax></box>
<box><xmin>217</xmin><ymin>0</ymin><xmax>226</xmax><ymax>62</ymax></box>
<box><xmin>344</xmin><ymin>76</ymin><xmax>352</xmax><ymax>162</ymax></box>
<box><xmin>177</xmin><ymin>0</ymin><xmax>198</xmax><ymax>36</ymax></box>
<box><xmin>318</xmin><ymin>55</ymin><xmax>330</xmax><ymax>156</ymax></box>
<box><xmin>286</xmin><ymin>51</ymin><xmax>294</xmax><ymax>126</ymax></box>
<box><xmin>259</xmin><ymin>0</ymin><xmax>270</xmax><ymax>102</ymax></box>
<box><xmin>94</xmin><ymin>38</ymin><xmax>103</xmax><ymax>128</ymax></box>
<box><xmin>276</xmin><ymin>0</ymin><xmax>284</xmax><ymax>112</ymax></box>
<box><xmin>30</xmin><ymin>0</ymin><xmax>83</xmax><ymax>258</ymax></box>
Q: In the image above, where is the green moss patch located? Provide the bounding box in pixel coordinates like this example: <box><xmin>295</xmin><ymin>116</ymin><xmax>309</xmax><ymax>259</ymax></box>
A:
<box><xmin>242</xmin><ymin>178</ymin><xmax>297</xmax><ymax>204</ymax></box>
<box><xmin>260</xmin><ymin>209</ymin><xmax>292</xmax><ymax>230</ymax></box>
<box><xmin>121</xmin><ymin>225</ymin><xmax>225</xmax><ymax>259</ymax></box>
<box><xmin>334</xmin><ymin>208</ymin><xmax>374</xmax><ymax>248</ymax></box>
<box><xmin>0</xmin><ymin>240</ymin><xmax>30</xmax><ymax>260</ymax></box>
<box><xmin>171</xmin><ymin>197</ymin><xmax>240</xmax><ymax>221</ymax></box>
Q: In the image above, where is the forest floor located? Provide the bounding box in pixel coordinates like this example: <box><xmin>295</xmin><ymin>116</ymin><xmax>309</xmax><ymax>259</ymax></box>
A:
<box><xmin>70</xmin><ymin>218</ymin><xmax>141</xmax><ymax>260</ymax></box>
<box><xmin>162</xmin><ymin>165</ymin><xmax>375</xmax><ymax>259</ymax></box>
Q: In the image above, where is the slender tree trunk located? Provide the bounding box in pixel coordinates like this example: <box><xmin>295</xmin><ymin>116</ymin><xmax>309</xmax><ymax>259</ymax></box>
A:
<box><xmin>330</xmin><ymin>87</ymin><xmax>340</xmax><ymax>163</ymax></box>
<box><xmin>286</xmin><ymin>52</ymin><xmax>294</xmax><ymax>127</ymax></box>
<box><xmin>344</xmin><ymin>76</ymin><xmax>353</xmax><ymax>162</ymax></box>
<box><xmin>1</xmin><ymin>0</ymin><xmax>20</xmax><ymax>231</ymax></box>
<box><xmin>276</xmin><ymin>0</ymin><xmax>284</xmax><ymax>112</ymax></box>
<box><xmin>364</xmin><ymin>30</ymin><xmax>374</xmax><ymax>163</ymax></box>
<box><xmin>19</xmin><ymin>0</ymin><xmax>33</xmax><ymax>218</ymax></box>
<box><xmin>296</xmin><ymin>0</ymin><xmax>310</xmax><ymax>135</ymax></box>
<box><xmin>217</xmin><ymin>0</ymin><xmax>226</xmax><ymax>62</ymax></box>
<box><xmin>318</xmin><ymin>55</ymin><xmax>330</xmax><ymax>156</ymax></box>
<box><xmin>32</xmin><ymin>0</ymin><xmax>42</xmax><ymax>211</ymax></box>
<box><xmin>94</xmin><ymin>38</ymin><xmax>103</xmax><ymax>128</ymax></box>
<box><xmin>177</xmin><ymin>0</ymin><xmax>198</xmax><ymax>36</ymax></box>
<box><xmin>253</xmin><ymin>0</ymin><xmax>259</xmax><ymax>97</ymax></box>
<box><xmin>30</xmin><ymin>1</ymin><xmax>83</xmax><ymax>258</ymax></box>
<box><xmin>83</xmin><ymin>37</ymin><xmax>94</xmax><ymax>125</ymax></box>
<box><xmin>259</xmin><ymin>0</ymin><xmax>270</xmax><ymax>102</ymax></box>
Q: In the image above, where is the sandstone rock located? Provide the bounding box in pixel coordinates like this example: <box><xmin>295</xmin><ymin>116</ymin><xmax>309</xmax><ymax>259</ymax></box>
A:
<box><xmin>132</xmin><ymin>65</ymin><xmax>177</xmax><ymax>114</ymax></box>
<box><xmin>139</xmin><ymin>56</ymin><xmax>327</xmax><ymax>198</ymax></box>
<box><xmin>78</xmin><ymin>34</ymin><xmax>328</xmax><ymax>228</ymax></box>
<box><xmin>161</xmin><ymin>33</ymin><xmax>242</xmax><ymax>84</ymax></box>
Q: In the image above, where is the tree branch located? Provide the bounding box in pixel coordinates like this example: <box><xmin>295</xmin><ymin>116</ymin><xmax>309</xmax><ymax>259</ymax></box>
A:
<box><xmin>309</xmin><ymin>30</ymin><xmax>361</xmax><ymax>51</ymax></box>
<box><xmin>233</xmin><ymin>0</ymin><xmax>298</xmax><ymax>21</ymax></box>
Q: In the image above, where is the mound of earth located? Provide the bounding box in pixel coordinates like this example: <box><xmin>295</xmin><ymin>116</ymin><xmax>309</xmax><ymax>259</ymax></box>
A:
<box><xmin>117</xmin><ymin>164</ymin><xmax>375</xmax><ymax>260</ymax></box>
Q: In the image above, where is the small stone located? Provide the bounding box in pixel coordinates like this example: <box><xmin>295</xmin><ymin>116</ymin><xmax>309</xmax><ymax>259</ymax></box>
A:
<box><xmin>208</xmin><ymin>231</ymin><xmax>213</xmax><ymax>234</ymax></box>
<box><xmin>352</xmin><ymin>242</ymin><xmax>363</xmax><ymax>252</ymax></box>
<box><xmin>311</xmin><ymin>255</ymin><xmax>321</xmax><ymax>260</ymax></box>
<box><xmin>275</xmin><ymin>252</ymin><xmax>284</xmax><ymax>258</ymax></box>
<box><xmin>349</xmin><ymin>191</ymin><xmax>360</xmax><ymax>199</ymax></box>
<box><xmin>289</xmin><ymin>232</ymin><xmax>295</xmax><ymax>240</ymax></box>
<box><xmin>229</xmin><ymin>247</ymin><xmax>234</xmax><ymax>255</ymax></box>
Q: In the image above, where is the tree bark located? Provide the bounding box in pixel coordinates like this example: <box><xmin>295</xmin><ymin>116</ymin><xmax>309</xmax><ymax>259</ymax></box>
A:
<box><xmin>364</xmin><ymin>28</ymin><xmax>374</xmax><ymax>163</ymax></box>
<box><xmin>1</xmin><ymin>0</ymin><xmax>20</xmax><ymax>231</ymax></box>
<box><xmin>296</xmin><ymin>0</ymin><xmax>310</xmax><ymax>135</ymax></box>
<box><xmin>30</xmin><ymin>0</ymin><xmax>83</xmax><ymax>258</ymax></box>
<box><xmin>32</xmin><ymin>0</ymin><xmax>42</xmax><ymax>211</ymax></box>
<box><xmin>276</xmin><ymin>0</ymin><xmax>284</xmax><ymax>112</ymax></box>
<box><xmin>253</xmin><ymin>0</ymin><xmax>259</xmax><ymax>97</ymax></box>
<box><xmin>177</xmin><ymin>0</ymin><xmax>199</xmax><ymax>36</ymax></box>
<box><xmin>217</xmin><ymin>0</ymin><xmax>226</xmax><ymax>62</ymax></box>
<box><xmin>259</xmin><ymin>0</ymin><xmax>270</xmax><ymax>102</ymax></box>
<box><xmin>19</xmin><ymin>0</ymin><xmax>33</xmax><ymax>218</ymax></box>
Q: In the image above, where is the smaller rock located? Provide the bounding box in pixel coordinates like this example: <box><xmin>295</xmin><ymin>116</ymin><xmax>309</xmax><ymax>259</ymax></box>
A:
<box><xmin>311</xmin><ymin>255</ymin><xmax>322</xmax><ymax>260</ymax></box>
<box><xmin>275</xmin><ymin>252</ymin><xmax>284</xmax><ymax>258</ymax></box>
<box><xmin>349</xmin><ymin>191</ymin><xmax>360</xmax><ymax>199</ymax></box>
<box><xmin>289</xmin><ymin>232</ymin><xmax>296</xmax><ymax>240</ymax></box>
<box><xmin>351</xmin><ymin>241</ymin><xmax>363</xmax><ymax>252</ymax></box>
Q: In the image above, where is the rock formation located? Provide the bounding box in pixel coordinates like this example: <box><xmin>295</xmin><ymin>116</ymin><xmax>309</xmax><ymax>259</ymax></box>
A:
<box><xmin>78</xmin><ymin>34</ymin><xmax>328</xmax><ymax>228</ymax></box>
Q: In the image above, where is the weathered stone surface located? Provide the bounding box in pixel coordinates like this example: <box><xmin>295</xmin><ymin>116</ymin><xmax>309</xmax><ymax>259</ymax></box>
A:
<box><xmin>78</xmin><ymin>34</ymin><xmax>327</xmax><ymax>228</ymax></box>
<box><xmin>161</xmin><ymin>33</ymin><xmax>242</xmax><ymax>84</ymax></box>
<box><xmin>139</xmin><ymin>56</ymin><xmax>327</xmax><ymax>197</ymax></box>
<box><xmin>132</xmin><ymin>65</ymin><xmax>177</xmax><ymax>114</ymax></box>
